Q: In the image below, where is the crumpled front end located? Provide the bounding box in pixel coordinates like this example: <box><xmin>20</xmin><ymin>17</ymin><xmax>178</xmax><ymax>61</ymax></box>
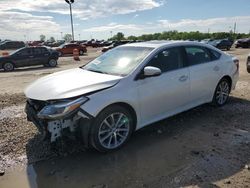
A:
<box><xmin>25</xmin><ymin>98</ymin><xmax>92</xmax><ymax>143</ymax></box>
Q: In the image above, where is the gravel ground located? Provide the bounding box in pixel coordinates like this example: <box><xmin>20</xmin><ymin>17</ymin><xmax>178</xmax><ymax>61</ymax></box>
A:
<box><xmin>0</xmin><ymin>48</ymin><xmax>250</xmax><ymax>188</ymax></box>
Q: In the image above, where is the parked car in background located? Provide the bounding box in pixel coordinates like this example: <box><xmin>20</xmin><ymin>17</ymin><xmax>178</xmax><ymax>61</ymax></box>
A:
<box><xmin>200</xmin><ymin>39</ymin><xmax>214</xmax><ymax>44</ymax></box>
<box><xmin>0</xmin><ymin>41</ymin><xmax>25</xmax><ymax>50</ymax></box>
<box><xmin>0</xmin><ymin>46</ymin><xmax>59</xmax><ymax>71</ymax></box>
<box><xmin>235</xmin><ymin>38</ymin><xmax>250</xmax><ymax>48</ymax></box>
<box><xmin>25</xmin><ymin>41</ymin><xmax>238</xmax><ymax>152</ymax></box>
<box><xmin>54</xmin><ymin>43</ymin><xmax>87</xmax><ymax>56</ymax></box>
<box><xmin>247</xmin><ymin>54</ymin><xmax>250</xmax><ymax>73</ymax></box>
<box><xmin>101</xmin><ymin>40</ymin><xmax>132</xmax><ymax>52</ymax></box>
<box><xmin>28</xmin><ymin>41</ymin><xmax>44</xmax><ymax>47</ymax></box>
<box><xmin>209</xmin><ymin>39</ymin><xmax>233</xmax><ymax>50</ymax></box>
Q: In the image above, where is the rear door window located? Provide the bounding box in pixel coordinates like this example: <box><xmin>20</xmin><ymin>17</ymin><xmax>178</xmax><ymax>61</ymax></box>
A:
<box><xmin>41</xmin><ymin>48</ymin><xmax>48</xmax><ymax>53</ymax></box>
<box><xmin>67</xmin><ymin>44</ymin><xmax>76</xmax><ymax>48</ymax></box>
<box><xmin>185</xmin><ymin>46</ymin><xmax>212</xmax><ymax>66</ymax></box>
<box><xmin>33</xmin><ymin>48</ymin><xmax>42</xmax><ymax>55</ymax></box>
<box><xmin>209</xmin><ymin>49</ymin><xmax>221</xmax><ymax>60</ymax></box>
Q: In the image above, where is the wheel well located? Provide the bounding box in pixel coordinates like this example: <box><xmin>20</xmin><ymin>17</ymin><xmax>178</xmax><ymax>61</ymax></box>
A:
<box><xmin>3</xmin><ymin>61</ymin><xmax>15</xmax><ymax>68</ymax></box>
<box><xmin>221</xmin><ymin>75</ymin><xmax>232</xmax><ymax>91</ymax></box>
<box><xmin>105</xmin><ymin>102</ymin><xmax>137</xmax><ymax>131</ymax></box>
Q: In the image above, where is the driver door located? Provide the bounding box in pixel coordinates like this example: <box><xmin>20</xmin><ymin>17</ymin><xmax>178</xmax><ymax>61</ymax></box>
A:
<box><xmin>12</xmin><ymin>48</ymin><xmax>33</xmax><ymax>67</ymax></box>
<box><xmin>136</xmin><ymin>47</ymin><xmax>191</xmax><ymax>127</ymax></box>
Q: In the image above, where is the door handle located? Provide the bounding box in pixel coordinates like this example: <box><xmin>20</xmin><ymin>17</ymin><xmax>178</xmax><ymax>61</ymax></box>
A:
<box><xmin>179</xmin><ymin>75</ymin><xmax>188</xmax><ymax>82</ymax></box>
<box><xmin>29</xmin><ymin>56</ymin><xmax>34</xmax><ymax>58</ymax></box>
<box><xmin>213</xmin><ymin>66</ymin><xmax>220</xmax><ymax>71</ymax></box>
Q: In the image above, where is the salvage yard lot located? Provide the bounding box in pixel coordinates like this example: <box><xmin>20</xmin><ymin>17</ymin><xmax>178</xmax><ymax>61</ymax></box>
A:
<box><xmin>0</xmin><ymin>48</ymin><xmax>250</xmax><ymax>188</ymax></box>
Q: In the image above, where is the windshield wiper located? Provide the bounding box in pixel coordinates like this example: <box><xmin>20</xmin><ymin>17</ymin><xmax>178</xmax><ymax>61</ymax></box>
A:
<box><xmin>87</xmin><ymin>69</ymin><xmax>108</xmax><ymax>74</ymax></box>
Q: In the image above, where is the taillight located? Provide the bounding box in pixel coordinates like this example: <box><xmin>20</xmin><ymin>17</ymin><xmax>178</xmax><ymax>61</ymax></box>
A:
<box><xmin>233</xmin><ymin>58</ymin><xmax>239</xmax><ymax>71</ymax></box>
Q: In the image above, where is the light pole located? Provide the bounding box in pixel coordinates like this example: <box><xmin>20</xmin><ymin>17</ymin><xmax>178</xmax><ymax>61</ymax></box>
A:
<box><xmin>65</xmin><ymin>0</ymin><xmax>75</xmax><ymax>41</ymax></box>
<box><xmin>60</xmin><ymin>32</ymin><xmax>63</xmax><ymax>40</ymax></box>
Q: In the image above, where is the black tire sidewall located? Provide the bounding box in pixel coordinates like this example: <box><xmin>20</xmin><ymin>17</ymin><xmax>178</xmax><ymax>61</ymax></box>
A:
<box><xmin>48</xmin><ymin>59</ymin><xmax>57</xmax><ymax>67</ymax></box>
<box><xmin>213</xmin><ymin>79</ymin><xmax>230</xmax><ymax>106</ymax></box>
<box><xmin>3</xmin><ymin>62</ymin><xmax>14</xmax><ymax>71</ymax></box>
<box><xmin>90</xmin><ymin>105</ymin><xmax>134</xmax><ymax>152</ymax></box>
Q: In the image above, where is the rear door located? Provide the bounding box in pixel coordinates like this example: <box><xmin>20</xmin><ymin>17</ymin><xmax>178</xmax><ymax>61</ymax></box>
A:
<box><xmin>184</xmin><ymin>46</ymin><xmax>222</xmax><ymax>104</ymax></box>
<box><xmin>33</xmin><ymin>47</ymin><xmax>50</xmax><ymax>65</ymax></box>
<box><xmin>137</xmin><ymin>47</ymin><xmax>191</xmax><ymax>126</ymax></box>
<box><xmin>65</xmin><ymin>44</ymin><xmax>75</xmax><ymax>54</ymax></box>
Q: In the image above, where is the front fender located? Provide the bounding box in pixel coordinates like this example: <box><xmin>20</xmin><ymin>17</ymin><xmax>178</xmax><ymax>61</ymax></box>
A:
<box><xmin>79</xmin><ymin>84</ymin><xmax>139</xmax><ymax>120</ymax></box>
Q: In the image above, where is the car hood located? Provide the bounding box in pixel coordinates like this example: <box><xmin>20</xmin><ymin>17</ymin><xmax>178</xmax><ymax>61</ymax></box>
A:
<box><xmin>25</xmin><ymin>68</ymin><xmax>122</xmax><ymax>101</ymax></box>
<box><xmin>53</xmin><ymin>47</ymin><xmax>61</xmax><ymax>50</ymax></box>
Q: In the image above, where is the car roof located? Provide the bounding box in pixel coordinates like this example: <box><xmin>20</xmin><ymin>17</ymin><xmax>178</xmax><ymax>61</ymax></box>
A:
<box><xmin>123</xmin><ymin>40</ymin><xmax>213</xmax><ymax>49</ymax></box>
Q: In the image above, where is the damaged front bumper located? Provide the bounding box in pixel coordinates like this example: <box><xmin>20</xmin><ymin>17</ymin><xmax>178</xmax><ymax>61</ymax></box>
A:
<box><xmin>25</xmin><ymin>99</ymin><xmax>93</xmax><ymax>143</ymax></box>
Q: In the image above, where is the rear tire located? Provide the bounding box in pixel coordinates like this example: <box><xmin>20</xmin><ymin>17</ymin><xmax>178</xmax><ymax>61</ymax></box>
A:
<box><xmin>212</xmin><ymin>78</ymin><xmax>231</xmax><ymax>106</ymax></box>
<box><xmin>3</xmin><ymin>62</ymin><xmax>14</xmax><ymax>72</ymax></box>
<box><xmin>89</xmin><ymin>105</ymin><xmax>134</xmax><ymax>152</ymax></box>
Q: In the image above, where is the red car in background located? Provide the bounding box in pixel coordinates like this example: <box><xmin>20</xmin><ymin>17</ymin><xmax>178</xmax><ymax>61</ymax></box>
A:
<box><xmin>54</xmin><ymin>43</ymin><xmax>87</xmax><ymax>56</ymax></box>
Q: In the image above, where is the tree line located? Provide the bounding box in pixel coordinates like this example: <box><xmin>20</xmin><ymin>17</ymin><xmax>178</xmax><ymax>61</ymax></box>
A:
<box><xmin>109</xmin><ymin>31</ymin><xmax>250</xmax><ymax>41</ymax></box>
<box><xmin>40</xmin><ymin>34</ymin><xmax>72</xmax><ymax>42</ymax></box>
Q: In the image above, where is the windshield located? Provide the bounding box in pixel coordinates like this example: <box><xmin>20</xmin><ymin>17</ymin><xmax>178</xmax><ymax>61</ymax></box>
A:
<box><xmin>83</xmin><ymin>46</ymin><xmax>153</xmax><ymax>76</ymax></box>
<box><xmin>10</xmin><ymin>48</ymin><xmax>24</xmax><ymax>55</ymax></box>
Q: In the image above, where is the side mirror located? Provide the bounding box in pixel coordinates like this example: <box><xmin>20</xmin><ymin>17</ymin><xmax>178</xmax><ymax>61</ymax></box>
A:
<box><xmin>144</xmin><ymin>66</ymin><xmax>161</xmax><ymax>77</ymax></box>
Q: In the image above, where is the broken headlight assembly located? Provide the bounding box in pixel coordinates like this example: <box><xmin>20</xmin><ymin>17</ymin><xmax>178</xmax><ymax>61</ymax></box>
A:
<box><xmin>37</xmin><ymin>97</ymin><xmax>88</xmax><ymax>120</ymax></box>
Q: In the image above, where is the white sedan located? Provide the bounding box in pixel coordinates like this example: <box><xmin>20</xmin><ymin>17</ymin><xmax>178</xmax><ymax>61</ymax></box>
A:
<box><xmin>25</xmin><ymin>41</ymin><xmax>239</xmax><ymax>152</ymax></box>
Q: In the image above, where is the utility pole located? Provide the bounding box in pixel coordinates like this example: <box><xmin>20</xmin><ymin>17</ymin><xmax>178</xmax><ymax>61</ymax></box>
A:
<box><xmin>65</xmin><ymin>0</ymin><xmax>75</xmax><ymax>41</ymax></box>
<box><xmin>233</xmin><ymin>22</ymin><xmax>237</xmax><ymax>35</ymax></box>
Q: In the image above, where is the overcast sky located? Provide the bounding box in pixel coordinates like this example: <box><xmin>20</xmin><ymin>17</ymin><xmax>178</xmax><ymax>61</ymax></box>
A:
<box><xmin>0</xmin><ymin>0</ymin><xmax>249</xmax><ymax>41</ymax></box>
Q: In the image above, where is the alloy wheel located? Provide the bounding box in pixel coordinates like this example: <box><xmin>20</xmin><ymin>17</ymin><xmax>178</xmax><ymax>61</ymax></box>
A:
<box><xmin>98</xmin><ymin>113</ymin><xmax>130</xmax><ymax>149</ymax></box>
<box><xmin>216</xmin><ymin>81</ymin><xmax>230</xmax><ymax>105</ymax></box>
<box><xmin>3</xmin><ymin>63</ymin><xmax>14</xmax><ymax>71</ymax></box>
<box><xmin>48</xmin><ymin>59</ymin><xmax>57</xmax><ymax>67</ymax></box>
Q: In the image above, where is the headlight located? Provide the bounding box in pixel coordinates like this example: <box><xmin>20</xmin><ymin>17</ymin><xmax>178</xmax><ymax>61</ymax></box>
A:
<box><xmin>37</xmin><ymin>97</ymin><xmax>88</xmax><ymax>119</ymax></box>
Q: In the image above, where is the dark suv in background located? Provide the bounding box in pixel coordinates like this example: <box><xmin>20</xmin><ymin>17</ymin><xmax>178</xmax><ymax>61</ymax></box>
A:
<box><xmin>0</xmin><ymin>41</ymin><xmax>25</xmax><ymax>50</ymax></box>
<box><xmin>209</xmin><ymin>39</ymin><xmax>233</xmax><ymax>50</ymax></box>
<box><xmin>235</xmin><ymin>38</ymin><xmax>250</xmax><ymax>48</ymax></box>
<box><xmin>0</xmin><ymin>47</ymin><xmax>59</xmax><ymax>71</ymax></box>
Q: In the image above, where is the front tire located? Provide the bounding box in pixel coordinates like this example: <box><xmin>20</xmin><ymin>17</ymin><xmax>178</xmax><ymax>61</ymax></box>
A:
<box><xmin>48</xmin><ymin>59</ymin><xmax>57</xmax><ymax>67</ymax></box>
<box><xmin>3</xmin><ymin>62</ymin><xmax>14</xmax><ymax>72</ymax></box>
<box><xmin>212</xmin><ymin>78</ymin><xmax>231</xmax><ymax>106</ymax></box>
<box><xmin>90</xmin><ymin>105</ymin><xmax>134</xmax><ymax>152</ymax></box>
